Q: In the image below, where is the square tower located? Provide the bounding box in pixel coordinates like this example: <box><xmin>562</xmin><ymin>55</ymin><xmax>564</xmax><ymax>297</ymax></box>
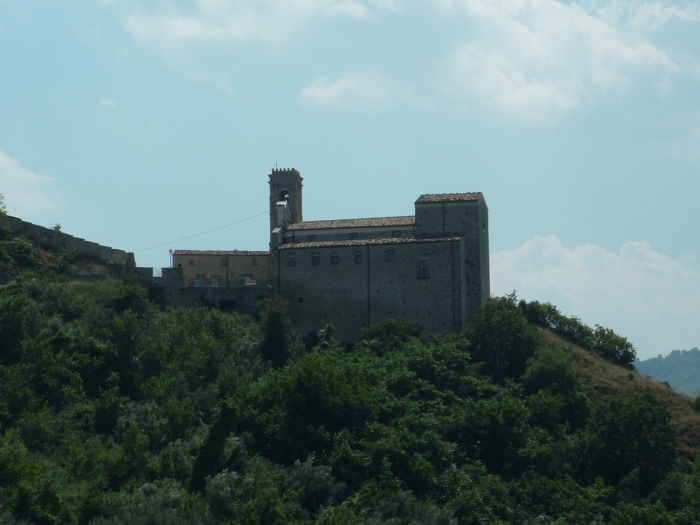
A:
<box><xmin>269</xmin><ymin>168</ymin><xmax>303</xmax><ymax>233</ymax></box>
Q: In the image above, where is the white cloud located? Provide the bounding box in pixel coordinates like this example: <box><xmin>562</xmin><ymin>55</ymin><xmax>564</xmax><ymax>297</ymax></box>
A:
<box><xmin>492</xmin><ymin>235</ymin><xmax>700</xmax><ymax>358</ymax></box>
<box><xmin>0</xmin><ymin>151</ymin><xmax>65</xmax><ymax>217</ymax></box>
<box><xmin>439</xmin><ymin>0</ymin><xmax>679</xmax><ymax>121</ymax></box>
<box><xmin>99</xmin><ymin>97</ymin><xmax>117</xmax><ymax>108</ymax></box>
<box><xmin>300</xmin><ymin>71</ymin><xmax>394</xmax><ymax>111</ymax></box>
<box><xmin>99</xmin><ymin>0</ymin><xmax>698</xmax><ymax>121</ymax></box>
<box><xmin>119</xmin><ymin>0</ymin><xmax>390</xmax><ymax>47</ymax></box>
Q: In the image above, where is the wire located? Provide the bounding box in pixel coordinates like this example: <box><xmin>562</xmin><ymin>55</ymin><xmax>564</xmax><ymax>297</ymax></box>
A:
<box><xmin>134</xmin><ymin>210</ymin><xmax>268</xmax><ymax>253</ymax></box>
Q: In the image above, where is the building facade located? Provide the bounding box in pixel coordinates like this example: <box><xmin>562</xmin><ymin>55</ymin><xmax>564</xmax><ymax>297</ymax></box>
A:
<box><xmin>155</xmin><ymin>168</ymin><xmax>489</xmax><ymax>341</ymax></box>
<box><xmin>269</xmin><ymin>168</ymin><xmax>489</xmax><ymax>341</ymax></box>
<box><xmin>173</xmin><ymin>250</ymin><xmax>270</xmax><ymax>289</ymax></box>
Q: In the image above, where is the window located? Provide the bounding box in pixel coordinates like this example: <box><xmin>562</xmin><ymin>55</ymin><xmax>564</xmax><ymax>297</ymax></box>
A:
<box><xmin>196</xmin><ymin>275</ymin><xmax>206</xmax><ymax>287</ymax></box>
<box><xmin>287</xmin><ymin>255</ymin><xmax>296</xmax><ymax>266</ymax></box>
<box><xmin>331</xmin><ymin>252</ymin><xmax>339</xmax><ymax>265</ymax></box>
<box><xmin>189</xmin><ymin>259</ymin><xmax>195</xmax><ymax>266</ymax></box>
<box><xmin>392</xmin><ymin>230</ymin><xmax>402</xmax><ymax>237</ymax></box>
<box><xmin>251</xmin><ymin>257</ymin><xmax>258</xmax><ymax>266</ymax></box>
<box><xmin>221</xmin><ymin>258</ymin><xmax>227</xmax><ymax>266</ymax></box>
<box><xmin>307</xmin><ymin>234</ymin><xmax>317</xmax><ymax>242</ymax></box>
<box><xmin>349</xmin><ymin>232</ymin><xmax>359</xmax><ymax>240</ymax></box>
<box><xmin>312</xmin><ymin>253</ymin><xmax>320</xmax><ymax>266</ymax></box>
<box><xmin>355</xmin><ymin>252</ymin><xmax>362</xmax><ymax>264</ymax></box>
<box><xmin>418</xmin><ymin>259</ymin><xmax>429</xmax><ymax>279</ymax></box>
<box><xmin>211</xmin><ymin>277</ymin><xmax>221</xmax><ymax>287</ymax></box>
<box><xmin>387</xmin><ymin>251</ymin><xmax>395</xmax><ymax>262</ymax></box>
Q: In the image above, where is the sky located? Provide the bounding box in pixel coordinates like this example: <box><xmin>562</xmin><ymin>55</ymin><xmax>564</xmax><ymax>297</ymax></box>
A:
<box><xmin>1</xmin><ymin>0</ymin><xmax>699</xmax><ymax>359</ymax></box>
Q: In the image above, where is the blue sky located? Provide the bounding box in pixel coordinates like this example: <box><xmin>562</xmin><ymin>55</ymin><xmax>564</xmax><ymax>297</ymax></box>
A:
<box><xmin>1</xmin><ymin>0</ymin><xmax>699</xmax><ymax>358</ymax></box>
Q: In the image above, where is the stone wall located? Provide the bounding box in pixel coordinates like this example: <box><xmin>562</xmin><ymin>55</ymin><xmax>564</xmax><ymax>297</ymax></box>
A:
<box><xmin>6</xmin><ymin>215</ymin><xmax>135</xmax><ymax>274</ymax></box>
<box><xmin>173</xmin><ymin>252</ymin><xmax>271</xmax><ymax>288</ymax></box>
<box><xmin>288</xmin><ymin>226</ymin><xmax>415</xmax><ymax>244</ymax></box>
<box><xmin>137</xmin><ymin>267</ymin><xmax>273</xmax><ymax>316</ymax></box>
<box><xmin>274</xmin><ymin>238</ymin><xmax>462</xmax><ymax>342</ymax></box>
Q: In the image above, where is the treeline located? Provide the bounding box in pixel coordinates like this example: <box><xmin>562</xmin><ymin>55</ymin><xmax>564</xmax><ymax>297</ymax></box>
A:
<box><xmin>636</xmin><ymin>349</ymin><xmax>700</xmax><ymax>396</ymax></box>
<box><xmin>0</xmin><ymin>276</ymin><xmax>698</xmax><ymax>524</ymax></box>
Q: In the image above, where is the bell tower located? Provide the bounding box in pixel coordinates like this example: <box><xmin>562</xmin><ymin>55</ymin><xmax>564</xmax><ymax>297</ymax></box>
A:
<box><xmin>269</xmin><ymin>168</ymin><xmax>303</xmax><ymax>233</ymax></box>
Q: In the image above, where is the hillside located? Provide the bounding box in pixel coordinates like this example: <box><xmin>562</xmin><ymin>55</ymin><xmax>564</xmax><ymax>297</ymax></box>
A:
<box><xmin>635</xmin><ymin>349</ymin><xmax>700</xmax><ymax>396</ymax></box>
<box><xmin>2</xmin><ymin>279</ymin><xmax>700</xmax><ymax>523</ymax></box>
<box><xmin>542</xmin><ymin>329</ymin><xmax>700</xmax><ymax>457</ymax></box>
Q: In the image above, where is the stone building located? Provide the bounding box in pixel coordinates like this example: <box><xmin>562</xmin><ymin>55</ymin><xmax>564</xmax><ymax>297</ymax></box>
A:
<box><xmin>155</xmin><ymin>167</ymin><xmax>489</xmax><ymax>341</ymax></box>
<box><xmin>173</xmin><ymin>250</ymin><xmax>270</xmax><ymax>288</ymax></box>
<box><xmin>269</xmin><ymin>168</ymin><xmax>489</xmax><ymax>341</ymax></box>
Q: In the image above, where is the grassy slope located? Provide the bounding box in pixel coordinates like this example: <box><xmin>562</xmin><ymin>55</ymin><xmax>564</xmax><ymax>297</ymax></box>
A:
<box><xmin>540</xmin><ymin>328</ymin><xmax>700</xmax><ymax>458</ymax></box>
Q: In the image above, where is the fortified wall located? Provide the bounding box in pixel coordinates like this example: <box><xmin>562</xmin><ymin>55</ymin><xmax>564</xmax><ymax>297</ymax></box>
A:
<box><xmin>6</xmin><ymin>215</ymin><xmax>135</xmax><ymax>275</ymax></box>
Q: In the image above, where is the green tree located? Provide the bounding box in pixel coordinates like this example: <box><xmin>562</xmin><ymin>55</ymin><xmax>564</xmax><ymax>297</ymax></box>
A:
<box><xmin>467</xmin><ymin>293</ymin><xmax>538</xmax><ymax>382</ymax></box>
<box><xmin>585</xmin><ymin>389</ymin><xmax>677</xmax><ymax>494</ymax></box>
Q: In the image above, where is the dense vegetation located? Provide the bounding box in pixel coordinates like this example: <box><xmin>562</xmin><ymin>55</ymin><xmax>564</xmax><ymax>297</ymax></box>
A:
<box><xmin>1</xmin><ymin>270</ymin><xmax>698</xmax><ymax>525</ymax></box>
<box><xmin>636</xmin><ymin>349</ymin><xmax>700</xmax><ymax>396</ymax></box>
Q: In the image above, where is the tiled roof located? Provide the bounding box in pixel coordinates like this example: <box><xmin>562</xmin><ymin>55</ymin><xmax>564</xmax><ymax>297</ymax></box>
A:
<box><xmin>278</xmin><ymin>236</ymin><xmax>460</xmax><ymax>250</ymax></box>
<box><xmin>173</xmin><ymin>250</ymin><xmax>269</xmax><ymax>256</ymax></box>
<box><xmin>287</xmin><ymin>216</ymin><xmax>415</xmax><ymax>231</ymax></box>
<box><xmin>416</xmin><ymin>193</ymin><xmax>481</xmax><ymax>203</ymax></box>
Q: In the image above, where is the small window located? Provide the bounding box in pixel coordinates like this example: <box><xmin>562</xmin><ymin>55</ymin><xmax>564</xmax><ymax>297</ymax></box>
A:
<box><xmin>418</xmin><ymin>259</ymin><xmax>429</xmax><ymax>279</ymax></box>
<box><xmin>312</xmin><ymin>253</ymin><xmax>320</xmax><ymax>266</ymax></box>
<box><xmin>387</xmin><ymin>251</ymin><xmax>395</xmax><ymax>262</ymax></box>
<box><xmin>307</xmin><ymin>234</ymin><xmax>317</xmax><ymax>242</ymax></box>
<box><xmin>211</xmin><ymin>277</ymin><xmax>221</xmax><ymax>287</ymax></box>
<box><xmin>331</xmin><ymin>252</ymin><xmax>339</xmax><ymax>265</ymax></box>
<box><xmin>221</xmin><ymin>258</ymin><xmax>227</xmax><ymax>266</ymax></box>
<box><xmin>189</xmin><ymin>259</ymin><xmax>195</xmax><ymax>266</ymax></box>
<box><xmin>251</xmin><ymin>257</ymin><xmax>258</xmax><ymax>266</ymax></box>
<box><xmin>298</xmin><ymin>297</ymin><xmax>304</xmax><ymax>304</ymax></box>
<box><xmin>196</xmin><ymin>275</ymin><xmax>206</xmax><ymax>287</ymax></box>
<box><xmin>392</xmin><ymin>230</ymin><xmax>402</xmax><ymax>237</ymax></box>
<box><xmin>355</xmin><ymin>252</ymin><xmax>362</xmax><ymax>265</ymax></box>
<box><xmin>349</xmin><ymin>232</ymin><xmax>359</xmax><ymax>240</ymax></box>
<box><xmin>287</xmin><ymin>255</ymin><xmax>296</xmax><ymax>266</ymax></box>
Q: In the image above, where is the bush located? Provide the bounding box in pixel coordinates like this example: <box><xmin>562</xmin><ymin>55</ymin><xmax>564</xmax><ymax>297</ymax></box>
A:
<box><xmin>467</xmin><ymin>293</ymin><xmax>538</xmax><ymax>382</ymax></box>
<box><xmin>520</xmin><ymin>299</ymin><xmax>636</xmax><ymax>368</ymax></box>
<box><xmin>2</xmin><ymin>240</ymin><xmax>34</xmax><ymax>267</ymax></box>
<box><xmin>585</xmin><ymin>389</ymin><xmax>677</xmax><ymax>494</ymax></box>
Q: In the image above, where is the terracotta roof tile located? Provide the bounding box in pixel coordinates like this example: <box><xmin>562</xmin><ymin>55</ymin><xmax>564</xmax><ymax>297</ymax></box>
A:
<box><xmin>287</xmin><ymin>216</ymin><xmax>415</xmax><ymax>231</ymax></box>
<box><xmin>173</xmin><ymin>250</ymin><xmax>269</xmax><ymax>256</ymax></box>
<box><xmin>278</xmin><ymin>236</ymin><xmax>460</xmax><ymax>250</ymax></box>
<box><xmin>415</xmin><ymin>193</ymin><xmax>481</xmax><ymax>203</ymax></box>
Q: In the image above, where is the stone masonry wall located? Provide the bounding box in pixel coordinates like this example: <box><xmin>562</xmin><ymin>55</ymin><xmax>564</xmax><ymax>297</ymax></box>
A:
<box><xmin>274</xmin><ymin>239</ymin><xmax>462</xmax><ymax>342</ymax></box>
<box><xmin>6</xmin><ymin>215</ymin><xmax>135</xmax><ymax>273</ymax></box>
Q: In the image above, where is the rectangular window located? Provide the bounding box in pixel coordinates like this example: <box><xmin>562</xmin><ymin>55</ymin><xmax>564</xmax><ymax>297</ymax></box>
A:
<box><xmin>312</xmin><ymin>253</ymin><xmax>320</xmax><ymax>266</ymax></box>
<box><xmin>221</xmin><ymin>258</ymin><xmax>227</xmax><ymax>266</ymax></box>
<box><xmin>196</xmin><ymin>275</ymin><xmax>206</xmax><ymax>287</ymax></box>
<box><xmin>307</xmin><ymin>234</ymin><xmax>317</xmax><ymax>242</ymax></box>
<box><xmin>211</xmin><ymin>277</ymin><xmax>221</xmax><ymax>287</ymax></box>
<box><xmin>189</xmin><ymin>259</ymin><xmax>195</xmax><ymax>266</ymax></box>
<box><xmin>287</xmin><ymin>255</ymin><xmax>296</xmax><ymax>266</ymax></box>
<box><xmin>330</xmin><ymin>252</ymin><xmax>339</xmax><ymax>265</ymax></box>
<box><xmin>251</xmin><ymin>257</ymin><xmax>258</xmax><ymax>266</ymax></box>
<box><xmin>392</xmin><ymin>230</ymin><xmax>402</xmax><ymax>237</ymax></box>
<box><xmin>349</xmin><ymin>232</ymin><xmax>359</xmax><ymax>240</ymax></box>
<box><xmin>418</xmin><ymin>259</ymin><xmax>429</xmax><ymax>279</ymax></box>
<box><xmin>387</xmin><ymin>251</ymin><xmax>395</xmax><ymax>262</ymax></box>
<box><xmin>355</xmin><ymin>252</ymin><xmax>362</xmax><ymax>264</ymax></box>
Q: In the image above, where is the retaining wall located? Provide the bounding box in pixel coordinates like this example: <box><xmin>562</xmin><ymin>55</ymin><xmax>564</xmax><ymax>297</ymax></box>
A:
<box><xmin>6</xmin><ymin>215</ymin><xmax>135</xmax><ymax>273</ymax></box>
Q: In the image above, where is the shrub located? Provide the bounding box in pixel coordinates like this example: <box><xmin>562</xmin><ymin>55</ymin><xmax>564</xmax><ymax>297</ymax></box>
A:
<box><xmin>585</xmin><ymin>389</ymin><xmax>677</xmax><ymax>494</ymax></box>
<box><xmin>467</xmin><ymin>293</ymin><xmax>538</xmax><ymax>382</ymax></box>
<box><xmin>2</xmin><ymin>240</ymin><xmax>34</xmax><ymax>267</ymax></box>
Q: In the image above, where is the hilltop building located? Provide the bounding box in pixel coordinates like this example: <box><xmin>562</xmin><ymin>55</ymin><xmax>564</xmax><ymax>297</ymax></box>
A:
<box><xmin>155</xmin><ymin>168</ymin><xmax>489</xmax><ymax>341</ymax></box>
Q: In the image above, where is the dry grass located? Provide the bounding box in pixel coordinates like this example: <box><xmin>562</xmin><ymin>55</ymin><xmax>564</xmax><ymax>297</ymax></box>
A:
<box><xmin>540</xmin><ymin>328</ymin><xmax>700</xmax><ymax>458</ymax></box>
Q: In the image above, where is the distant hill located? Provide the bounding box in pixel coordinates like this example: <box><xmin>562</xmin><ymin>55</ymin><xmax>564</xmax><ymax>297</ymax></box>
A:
<box><xmin>636</xmin><ymin>348</ymin><xmax>700</xmax><ymax>396</ymax></box>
